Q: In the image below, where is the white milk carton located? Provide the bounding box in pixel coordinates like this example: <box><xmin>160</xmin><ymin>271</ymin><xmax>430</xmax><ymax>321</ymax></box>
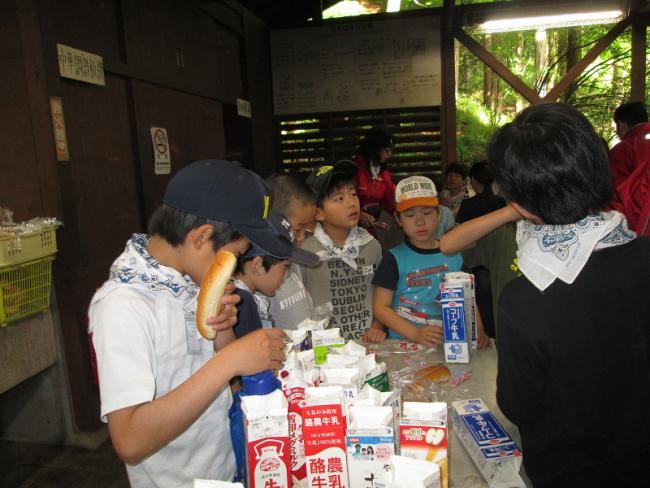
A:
<box><xmin>241</xmin><ymin>390</ymin><xmax>291</xmax><ymax>488</ymax></box>
<box><xmin>390</xmin><ymin>455</ymin><xmax>441</xmax><ymax>488</ymax></box>
<box><xmin>444</xmin><ymin>272</ymin><xmax>477</xmax><ymax>349</ymax></box>
<box><xmin>451</xmin><ymin>399</ymin><xmax>525</xmax><ymax>488</ymax></box>
<box><xmin>346</xmin><ymin>406</ymin><xmax>395</xmax><ymax>488</ymax></box>
<box><xmin>440</xmin><ymin>283</ymin><xmax>470</xmax><ymax>364</ymax></box>
<box><xmin>302</xmin><ymin>387</ymin><xmax>349</xmax><ymax>488</ymax></box>
<box><xmin>399</xmin><ymin>402</ymin><xmax>449</xmax><ymax>488</ymax></box>
<box><xmin>312</xmin><ymin>328</ymin><xmax>345</xmax><ymax>365</ymax></box>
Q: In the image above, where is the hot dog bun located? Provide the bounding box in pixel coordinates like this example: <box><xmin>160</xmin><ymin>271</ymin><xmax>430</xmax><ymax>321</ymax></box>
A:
<box><xmin>196</xmin><ymin>250</ymin><xmax>237</xmax><ymax>340</ymax></box>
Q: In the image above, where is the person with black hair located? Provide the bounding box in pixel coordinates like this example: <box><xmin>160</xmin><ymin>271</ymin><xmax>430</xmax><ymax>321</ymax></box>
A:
<box><xmin>455</xmin><ymin>161</ymin><xmax>507</xmax><ymax>338</ymax></box>
<box><xmin>463</xmin><ymin>103</ymin><xmax>648</xmax><ymax>487</ymax></box>
<box><xmin>439</xmin><ymin>162</ymin><xmax>470</xmax><ymax>217</ymax></box>
<box><xmin>352</xmin><ymin>127</ymin><xmax>397</xmax><ymax>232</ymax></box>
<box><xmin>88</xmin><ymin>160</ymin><xmax>290</xmax><ymax>486</ymax></box>
<box><xmin>609</xmin><ymin>101</ymin><xmax>650</xmax><ymax>188</ymax></box>
<box><xmin>456</xmin><ymin>161</ymin><xmax>505</xmax><ymax>224</ymax></box>
<box><xmin>231</xmin><ymin>210</ymin><xmax>318</xmax><ymax>337</ymax></box>
<box><xmin>301</xmin><ymin>161</ymin><xmax>386</xmax><ymax>342</ymax></box>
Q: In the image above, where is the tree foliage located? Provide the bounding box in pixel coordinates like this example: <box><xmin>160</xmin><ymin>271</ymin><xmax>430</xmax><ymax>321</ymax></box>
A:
<box><xmin>457</xmin><ymin>24</ymin><xmax>639</xmax><ymax>162</ymax></box>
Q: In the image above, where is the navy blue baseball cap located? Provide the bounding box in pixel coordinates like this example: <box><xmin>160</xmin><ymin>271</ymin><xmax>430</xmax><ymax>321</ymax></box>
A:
<box><xmin>164</xmin><ymin>159</ymin><xmax>290</xmax><ymax>259</ymax></box>
<box><xmin>244</xmin><ymin>211</ymin><xmax>319</xmax><ymax>266</ymax></box>
<box><xmin>306</xmin><ymin>160</ymin><xmax>358</xmax><ymax>199</ymax></box>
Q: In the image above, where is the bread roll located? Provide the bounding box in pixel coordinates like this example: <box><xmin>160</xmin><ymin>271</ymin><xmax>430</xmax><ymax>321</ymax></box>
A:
<box><xmin>196</xmin><ymin>250</ymin><xmax>237</xmax><ymax>340</ymax></box>
<box><xmin>408</xmin><ymin>363</ymin><xmax>451</xmax><ymax>393</ymax></box>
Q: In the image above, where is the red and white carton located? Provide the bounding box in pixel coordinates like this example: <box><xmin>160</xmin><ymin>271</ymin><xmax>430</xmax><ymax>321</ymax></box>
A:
<box><xmin>283</xmin><ymin>382</ymin><xmax>308</xmax><ymax>484</ymax></box>
<box><xmin>241</xmin><ymin>389</ymin><xmax>291</xmax><ymax>488</ymax></box>
<box><xmin>302</xmin><ymin>387</ymin><xmax>350</xmax><ymax>488</ymax></box>
<box><xmin>399</xmin><ymin>402</ymin><xmax>448</xmax><ymax>488</ymax></box>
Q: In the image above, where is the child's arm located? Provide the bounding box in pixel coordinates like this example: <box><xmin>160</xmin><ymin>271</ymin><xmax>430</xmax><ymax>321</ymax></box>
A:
<box><xmin>440</xmin><ymin>205</ymin><xmax>521</xmax><ymax>255</ymax></box>
<box><xmin>362</xmin><ymin>318</ymin><xmax>387</xmax><ymax>343</ymax></box>
<box><xmin>106</xmin><ymin>327</ymin><xmax>287</xmax><ymax>465</ymax></box>
<box><xmin>373</xmin><ymin>287</ymin><xmax>442</xmax><ymax>346</ymax></box>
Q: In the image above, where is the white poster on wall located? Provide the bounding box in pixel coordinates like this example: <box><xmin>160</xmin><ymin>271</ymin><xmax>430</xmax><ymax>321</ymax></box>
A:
<box><xmin>271</xmin><ymin>16</ymin><xmax>441</xmax><ymax>115</ymax></box>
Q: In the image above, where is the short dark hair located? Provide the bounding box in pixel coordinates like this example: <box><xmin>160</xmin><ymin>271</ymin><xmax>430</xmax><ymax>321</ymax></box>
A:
<box><xmin>487</xmin><ymin>102</ymin><xmax>613</xmax><ymax>224</ymax></box>
<box><xmin>614</xmin><ymin>101</ymin><xmax>648</xmax><ymax>126</ymax></box>
<box><xmin>235</xmin><ymin>254</ymin><xmax>284</xmax><ymax>275</ymax></box>
<box><xmin>444</xmin><ymin>162</ymin><xmax>468</xmax><ymax>179</ymax></box>
<box><xmin>148</xmin><ymin>204</ymin><xmax>242</xmax><ymax>251</ymax></box>
<box><xmin>266</xmin><ymin>173</ymin><xmax>316</xmax><ymax>215</ymax></box>
<box><xmin>316</xmin><ymin>173</ymin><xmax>356</xmax><ymax>208</ymax></box>
<box><xmin>469</xmin><ymin>160</ymin><xmax>492</xmax><ymax>184</ymax></box>
<box><xmin>357</xmin><ymin>127</ymin><xmax>392</xmax><ymax>168</ymax></box>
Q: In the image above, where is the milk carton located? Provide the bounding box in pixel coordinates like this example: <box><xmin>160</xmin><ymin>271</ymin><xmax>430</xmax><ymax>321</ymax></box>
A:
<box><xmin>399</xmin><ymin>402</ymin><xmax>449</xmax><ymax>488</ymax></box>
<box><xmin>282</xmin><ymin>382</ymin><xmax>308</xmax><ymax>484</ymax></box>
<box><xmin>451</xmin><ymin>399</ymin><xmax>525</xmax><ymax>488</ymax></box>
<box><xmin>302</xmin><ymin>387</ymin><xmax>349</xmax><ymax>488</ymax></box>
<box><xmin>241</xmin><ymin>390</ymin><xmax>291</xmax><ymax>488</ymax></box>
<box><xmin>390</xmin><ymin>455</ymin><xmax>441</xmax><ymax>488</ymax></box>
<box><xmin>346</xmin><ymin>406</ymin><xmax>395</xmax><ymax>488</ymax></box>
<box><xmin>312</xmin><ymin>328</ymin><xmax>345</xmax><ymax>365</ymax></box>
<box><xmin>440</xmin><ymin>283</ymin><xmax>470</xmax><ymax>364</ymax></box>
<box><xmin>444</xmin><ymin>272</ymin><xmax>477</xmax><ymax>349</ymax></box>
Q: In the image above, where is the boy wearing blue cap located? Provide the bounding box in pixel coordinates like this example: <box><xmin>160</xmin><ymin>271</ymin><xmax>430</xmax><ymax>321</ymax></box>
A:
<box><xmin>88</xmin><ymin>160</ymin><xmax>289</xmax><ymax>487</ymax></box>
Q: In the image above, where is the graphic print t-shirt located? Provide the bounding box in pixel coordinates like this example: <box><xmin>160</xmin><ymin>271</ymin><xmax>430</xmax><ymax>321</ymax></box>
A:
<box><xmin>372</xmin><ymin>240</ymin><xmax>463</xmax><ymax>339</ymax></box>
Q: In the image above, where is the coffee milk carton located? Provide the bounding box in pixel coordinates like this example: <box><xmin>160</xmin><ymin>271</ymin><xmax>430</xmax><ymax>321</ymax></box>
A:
<box><xmin>399</xmin><ymin>402</ymin><xmax>449</xmax><ymax>488</ymax></box>
<box><xmin>440</xmin><ymin>283</ymin><xmax>470</xmax><ymax>363</ymax></box>
<box><xmin>302</xmin><ymin>386</ymin><xmax>350</xmax><ymax>488</ymax></box>
<box><xmin>444</xmin><ymin>272</ymin><xmax>477</xmax><ymax>349</ymax></box>
<box><xmin>346</xmin><ymin>405</ymin><xmax>395</xmax><ymax>488</ymax></box>
<box><xmin>451</xmin><ymin>399</ymin><xmax>525</xmax><ymax>488</ymax></box>
<box><xmin>241</xmin><ymin>389</ymin><xmax>291</xmax><ymax>488</ymax></box>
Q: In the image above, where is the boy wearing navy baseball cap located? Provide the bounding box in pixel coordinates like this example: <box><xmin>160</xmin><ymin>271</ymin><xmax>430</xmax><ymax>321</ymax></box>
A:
<box><xmin>88</xmin><ymin>160</ymin><xmax>289</xmax><ymax>487</ymax></box>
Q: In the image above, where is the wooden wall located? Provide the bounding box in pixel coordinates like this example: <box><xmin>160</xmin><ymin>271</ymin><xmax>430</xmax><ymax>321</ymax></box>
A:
<box><xmin>0</xmin><ymin>0</ymin><xmax>274</xmax><ymax>432</ymax></box>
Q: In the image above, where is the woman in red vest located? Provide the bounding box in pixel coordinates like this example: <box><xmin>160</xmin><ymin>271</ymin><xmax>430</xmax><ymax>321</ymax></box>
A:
<box><xmin>352</xmin><ymin>128</ymin><xmax>396</xmax><ymax>233</ymax></box>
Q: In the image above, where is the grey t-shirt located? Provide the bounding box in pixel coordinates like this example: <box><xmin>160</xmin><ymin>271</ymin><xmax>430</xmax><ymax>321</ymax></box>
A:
<box><xmin>268</xmin><ymin>264</ymin><xmax>314</xmax><ymax>330</ymax></box>
<box><xmin>300</xmin><ymin>233</ymin><xmax>382</xmax><ymax>341</ymax></box>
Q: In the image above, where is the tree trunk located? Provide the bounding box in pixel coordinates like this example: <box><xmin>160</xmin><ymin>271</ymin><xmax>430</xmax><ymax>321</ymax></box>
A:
<box><xmin>483</xmin><ymin>34</ymin><xmax>492</xmax><ymax>106</ymax></box>
<box><xmin>535</xmin><ymin>29</ymin><xmax>549</xmax><ymax>96</ymax></box>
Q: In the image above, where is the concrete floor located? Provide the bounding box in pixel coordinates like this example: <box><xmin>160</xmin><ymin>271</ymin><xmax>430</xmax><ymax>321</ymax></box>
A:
<box><xmin>0</xmin><ymin>439</ymin><xmax>128</xmax><ymax>487</ymax></box>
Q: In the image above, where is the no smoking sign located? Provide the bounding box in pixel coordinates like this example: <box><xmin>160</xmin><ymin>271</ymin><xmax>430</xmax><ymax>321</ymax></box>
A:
<box><xmin>150</xmin><ymin>127</ymin><xmax>171</xmax><ymax>174</ymax></box>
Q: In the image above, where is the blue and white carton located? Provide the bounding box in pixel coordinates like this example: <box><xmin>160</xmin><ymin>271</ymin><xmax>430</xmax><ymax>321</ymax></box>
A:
<box><xmin>440</xmin><ymin>283</ymin><xmax>470</xmax><ymax>363</ymax></box>
<box><xmin>444</xmin><ymin>272</ymin><xmax>477</xmax><ymax>349</ymax></box>
<box><xmin>451</xmin><ymin>399</ymin><xmax>525</xmax><ymax>488</ymax></box>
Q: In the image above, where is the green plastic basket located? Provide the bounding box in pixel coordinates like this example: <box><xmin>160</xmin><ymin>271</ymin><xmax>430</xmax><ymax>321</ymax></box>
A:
<box><xmin>0</xmin><ymin>226</ymin><xmax>57</xmax><ymax>266</ymax></box>
<box><xmin>0</xmin><ymin>256</ymin><xmax>54</xmax><ymax>326</ymax></box>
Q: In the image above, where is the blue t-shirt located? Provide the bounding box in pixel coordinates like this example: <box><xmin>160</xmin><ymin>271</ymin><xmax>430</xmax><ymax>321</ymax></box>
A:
<box><xmin>372</xmin><ymin>240</ymin><xmax>463</xmax><ymax>339</ymax></box>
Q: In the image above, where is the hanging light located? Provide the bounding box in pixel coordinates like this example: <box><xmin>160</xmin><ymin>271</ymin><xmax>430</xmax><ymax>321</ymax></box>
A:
<box><xmin>476</xmin><ymin>10</ymin><xmax>624</xmax><ymax>33</ymax></box>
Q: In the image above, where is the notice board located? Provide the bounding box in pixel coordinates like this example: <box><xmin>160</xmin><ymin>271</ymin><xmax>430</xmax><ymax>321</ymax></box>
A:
<box><xmin>271</xmin><ymin>16</ymin><xmax>441</xmax><ymax>115</ymax></box>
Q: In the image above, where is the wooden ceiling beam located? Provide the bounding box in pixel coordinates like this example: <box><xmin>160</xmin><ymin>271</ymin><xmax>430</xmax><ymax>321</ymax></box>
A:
<box><xmin>454</xmin><ymin>26</ymin><xmax>541</xmax><ymax>104</ymax></box>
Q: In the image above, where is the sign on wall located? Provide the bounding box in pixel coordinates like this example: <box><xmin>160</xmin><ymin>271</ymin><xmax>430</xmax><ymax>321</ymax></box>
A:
<box><xmin>49</xmin><ymin>97</ymin><xmax>70</xmax><ymax>161</ymax></box>
<box><xmin>150</xmin><ymin>127</ymin><xmax>171</xmax><ymax>175</ymax></box>
<box><xmin>56</xmin><ymin>44</ymin><xmax>105</xmax><ymax>86</ymax></box>
<box><xmin>271</xmin><ymin>16</ymin><xmax>441</xmax><ymax>115</ymax></box>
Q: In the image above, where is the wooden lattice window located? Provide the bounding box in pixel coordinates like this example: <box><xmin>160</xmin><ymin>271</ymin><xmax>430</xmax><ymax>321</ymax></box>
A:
<box><xmin>277</xmin><ymin>106</ymin><xmax>442</xmax><ymax>182</ymax></box>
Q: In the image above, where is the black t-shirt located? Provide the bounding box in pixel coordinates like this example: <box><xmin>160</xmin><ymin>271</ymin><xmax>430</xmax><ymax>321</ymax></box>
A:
<box><xmin>233</xmin><ymin>288</ymin><xmax>263</xmax><ymax>338</ymax></box>
<box><xmin>456</xmin><ymin>192</ymin><xmax>506</xmax><ymax>223</ymax></box>
<box><xmin>496</xmin><ymin>238</ymin><xmax>650</xmax><ymax>487</ymax></box>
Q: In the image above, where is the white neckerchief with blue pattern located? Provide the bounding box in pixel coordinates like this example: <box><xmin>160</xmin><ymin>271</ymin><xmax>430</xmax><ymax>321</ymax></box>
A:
<box><xmin>313</xmin><ymin>223</ymin><xmax>374</xmax><ymax>270</ymax></box>
<box><xmin>516</xmin><ymin>210</ymin><xmax>636</xmax><ymax>291</ymax></box>
<box><xmin>108</xmin><ymin>234</ymin><xmax>198</xmax><ymax>310</ymax></box>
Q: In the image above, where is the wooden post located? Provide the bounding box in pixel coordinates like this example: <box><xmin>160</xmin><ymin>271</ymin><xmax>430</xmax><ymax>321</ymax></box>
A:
<box><xmin>441</xmin><ymin>0</ymin><xmax>457</xmax><ymax>168</ymax></box>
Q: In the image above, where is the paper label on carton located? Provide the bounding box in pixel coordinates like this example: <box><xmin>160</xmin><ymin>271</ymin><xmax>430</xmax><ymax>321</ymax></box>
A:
<box><xmin>247</xmin><ymin>437</ymin><xmax>291</xmax><ymax>488</ymax></box>
<box><xmin>284</xmin><ymin>386</ymin><xmax>307</xmax><ymax>481</ymax></box>
<box><xmin>346</xmin><ymin>433</ymin><xmax>394</xmax><ymax>488</ymax></box>
<box><xmin>302</xmin><ymin>402</ymin><xmax>349</xmax><ymax>488</ymax></box>
<box><xmin>399</xmin><ymin>420</ymin><xmax>448</xmax><ymax>488</ymax></box>
<box><xmin>462</xmin><ymin>412</ymin><xmax>512</xmax><ymax>446</ymax></box>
